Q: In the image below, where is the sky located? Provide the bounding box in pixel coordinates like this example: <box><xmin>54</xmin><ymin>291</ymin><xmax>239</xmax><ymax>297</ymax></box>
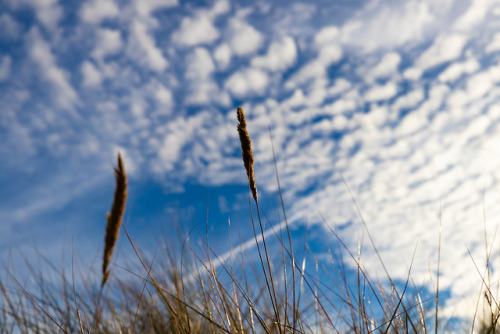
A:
<box><xmin>2</xmin><ymin>0</ymin><xmax>500</xmax><ymax>324</ymax></box>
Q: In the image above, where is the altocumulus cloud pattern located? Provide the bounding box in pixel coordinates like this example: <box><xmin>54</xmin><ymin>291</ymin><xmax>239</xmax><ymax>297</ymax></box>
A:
<box><xmin>2</xmin><ymin>0</ymin><xmax>500</xmax><ymax>321</ymax></box>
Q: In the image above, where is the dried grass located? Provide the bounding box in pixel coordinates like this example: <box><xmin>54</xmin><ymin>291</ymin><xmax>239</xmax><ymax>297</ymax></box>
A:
<box><xmin>101</xmin><ymin>153</ymin><xmax>128</xmax><ymax>288</ymax></box>
<box><xmin>236</xmin><ymin>107</ymin><xmax>258</xmax><ymax>202</ymax></box>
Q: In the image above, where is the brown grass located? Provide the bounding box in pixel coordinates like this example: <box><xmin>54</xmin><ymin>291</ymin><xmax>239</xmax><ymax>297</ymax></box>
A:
<box><xmin>236</xmin><ymin>107</ymin><xmax>258</xmax><ymax>202</ymax></box>
<box><xmin>101</xmin><ymin>153</ymin><xmax>128</xmax><ymax>288</ymax></box>
<box><xmin>3</xmin><ymin>108</ymin><xmax>495</xmax><ymax>333</ymax></box>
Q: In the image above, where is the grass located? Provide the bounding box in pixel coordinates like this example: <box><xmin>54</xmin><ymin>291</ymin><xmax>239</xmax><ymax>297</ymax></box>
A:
<box><xmin>1</xmin><ymin>107</ymin><xmax>499</xmax><ymax>333</ymax></box>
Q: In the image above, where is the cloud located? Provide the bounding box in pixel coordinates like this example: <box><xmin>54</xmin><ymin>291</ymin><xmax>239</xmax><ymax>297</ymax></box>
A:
<box><xmin>0</xmin><ymin>172</ymin><xmax>106</xmax><ymax>228</ymax></box>
<box><xmin>23</xmin><ymin>0</ymin><xmax>63</xmax><ymax>30</ymax></box>
<box><xmin>283</xmin><ymin>89</ymin><xmax>306</xmax><ymax>108</ymax></box>
<box><xmin>92</xmin><ymin>28</ymin><xmax>123</xmax><ymax>60</ymax></box>
<box><xmin>452</xmin><ymin>0</ymin><xmax>493</xmax><ymax>31</ymax></box>
<box><xmin>324</xmin><ymin>98</ymin><xmax>357</xmax><ymax>115</ymax></box>
<box><xmin>251</xmin><ymin>36</ymin><xmax>297</xmax><ymax>72</ymax></box>
<box><xmin>227</xmin><ymin>18</ymin><xmax>263</xmax><ymax>56</ymax></box>
<box><xmin>486</xmin><ymin>32</ymin><xmax>500</xmax><ymax>53</ymax></box>
<box><xmin>366</xmin><ymin>52</ymin><xmax>401</xmax><ymax>81</ymax></box>
<box><xmin>447</xmin><ymin>63</ymin><xmax>500</xmax><ymax>108</ymax></box>
<box><xmin>186</xmin><ymin>47</ymin><xmax>215</xmax><ymax>79</ymax></box>
<box><xmin>134</xmin><ymin>0</ymin><xmax>179</xmax><ymax>17</ymax></box>
<box><xmin>210</xmin><ymin>0</ymin><xmax>231</xmax><ymax>17</ymax></box>
<box><xmin>155</xmin><ymin>83</ymin><xmax>173</xmax><ymax>106</ymax></box>
<box><xmin>184</xmin><ymin>47</ymin><xmax>230</xmax><ymax>106</ymax></box>
<box><xmin>285</xmin><ymin>45</ymin><xmax>342</xmax><ymax>90</ymax></box>
<box><xmin>314</xmin><ymin>26</ymin><xmax>340</xmax><ymax>47</ymax></box>
<box><xmin>128</xmin><ymin>20</ymin><xmax>168</xmax><ymax>72</ymax></box>
<box><xmin>0</xmin><ymin>56</ymin><xmax>11</xmax><ymax>81</ymax></box>
<box><xmin>416</xmin><ymin>32</ymin><xmax>468</xmax><ymax>71</ymax></box>
<box><xmin>213</xmin><ymin>43</ymin><xmax>232</xmax><ymax>69</ymax></box>
<box><xmin>79</xmin><ymin>0</ymin><xmax>119</xmax><ymax>24</ymax></box>
<box><xmin>80</xmin><ymin>61</ymin><xmax>102</xmax><ymax>87</ymax></box>
<box><xmin>438</xmin><ymin>58</ymin><xmax>479</xmax><ymax>82</ymax></box>
<box><xmin>26</xmin><ymin>28</ymin><xmax>79</xmax><ymax>110</ymax></box>
<box><xmin>340</xmin><ymin>0</ymin><xmax>438</xmax><ymax>52</ymax></box>
<box><xmin>171</xmin><ymin>2</ymin><xmax>225</xmax><ymax>47</ymax></box>
<box><xmin>155</xmin><ymin>112</ymin><xmax>210</xmax><ymax>173</ymax></box>
<box><xmin>403</xmin><ymin>67</ymin><xmax>423</xmax><ymax>81</ymax></box>
<box><xmin>285</xmin><ymin>26</ymin><xmax>343</xmax><ymax>91</ymax></box>
<box><xmin>172</xmin><ymin>15</ymin><xmax>219</xmax><ymax>46</ymax></box>
<box><xmin>0</xmin><ymin>13</ymin><xmax>22</xmax><ymax>40</ymax></box>
<box><xmin>225</xmin><ymin>67</ymin><xmax>269</xmax><ymax>98</ymax></box>
<box><xmin>364</xmin><ymin>82</ymin><xmax>398</xmax><ymax>102</ymax></box>
<box><xmin>392</xmin><ymin>88</ymin><xmax>424</xmax><ymax>110</ymax></box>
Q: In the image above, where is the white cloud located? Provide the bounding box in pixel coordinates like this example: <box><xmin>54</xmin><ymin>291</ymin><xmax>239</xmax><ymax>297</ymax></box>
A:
<box><xmin>367</xmin><ymin>52</ymin><xmax>401</xmax><ymax>81</ymax></box>
<box><xmin>251</xmin><ymin>36</ymin><xmax>297</xmax><ymax>72</ymax></box>
<box><xmin>318</xmin><ymin>44</ymin><xmax>343</xmax><ymax>65</ymax></box>
<box><xmin>452</xmin><ymin>0</ymin><xmax>492</xmax><ymax>32</ymax></box>
<box><xmin>438</xmin><ymin>58</ymin><xmax>479</xmax><ymax>82</ymax></box>
<box><xmin>22</xmin><ymin>0</ymin><xmax>63</xmax><ymax>30</ymax></box>
<box><xmin>26</xmin><ymin>28</ymin><xmax>78</xmax><ymax>109</ymax></box>
<box><xmin>155</xmin><ymin>112</ymin><xmax>214</xmax><ymax>173</ymax></box>
<box><xmin>447</xmin><ymin>64</ymin><xmax>500</xmax><ymax>108</ymax></box>
<box><xmin>284</xmin><ymin>89</ymin><xmax>306</xmax><ymax>108</ymax></box>
<box><xmin>0</xmin><ymin>55</ymin><xmax>11</xmax><ymax>81</ymax></box>
<box><xmin>225</xmin><ymin>67</ymin><xmax>269</xmax><ymax>97</ymax></box>
<box><xmin>213</xmin><ymin>43</ymin><xmax>231</xmax><ymax>69</ymax></box>
<box><xmin>403</xmin><ymin>67</ymin><xmax>423</xmax><ymax>80</ymax></box>
<box><xmin>392</xmin><ymin>88</ymin><xmax>424</xmax><ymax>110</ymax></box>
<box><xmin>0</xmin><ymin>13</ymin><xmax>21</xmax><ymax>40</ymax></box>
<box><xmin>128</xmin><ymin>20</ymin><xmax>168</xmax><ymax>72</ymax></box>
<box><xmin>184</xmin><ymin>47</ymin><xmax>229</xmax><ymax>106</ymax></box>
<box><xmin>172</xmin><ymin>14</ymin><xmax>219</xmax><ymax>46</ymax></box>
<box><xmin>284</xmin><ymin>26</ymin><xmax>343</xmax><ymax>91</ymax></box>
<box><xmin>80</xmin><ymin>61</ymin><xmax>102</xmax><ymax>87</ymax></box>
<box><xmin>227</xmin><ymin>18</ymin><xmax>263</xmax><ymax>56</ymax></box>
<box><xmin>155</xmin><ymin>84</ymin><xmax>173</xmax><ymax>106</ymax></box>
<box><xmin>186</xmin><ymin>47</ymin><xmax>215</xmax><ymax>79</ymax></box>
<box><xmin>395</xmin><ymin>109</ymin><xmax>428</xmax><ymax>136</ymax></box>
<box><xmin>327</xmin><ymin>78</ymin><xmax>351</xmax><ymax>97</ymax></box>
<box><xmin>340</xmin><ymin>0</ymin><xmax>436</xmax><ymax>52</ymax></box>
<box><xmin>486</xmin><ymin>32</ymin><xmax>500</xmax><ymax>53</ymax></box>
<box><xmin>314</xmin><ymin>26</ymin><xmax>340</xmax><ymax>47</ymax></box>
<box><xmin>210</xmin><ymin>0</ymin><xmax>230</xmax><ymax>17</ymax></box>
<box><xmin>171</xmin><ymin>0</ymin><xmax>230</xmax><ymax>47</ymax></box>
<box><xmin>324</xmin><ymin>98</ymin><xmax>357</xmax><ymax>115</ymax></box>
<box><xmin>79</xmin><ymin>0</ymin><xmax>119</xmax><ymax>24</ymax></box>
<box><xmin>134</xmin><ymin>0</ymin><xmax>179</xmax><ymax>17</ymax></box>
<box><xmin>286</xmin><ymin>62</ymin><xmax>324</xmax><ymax>89</ymax></box>
<box><xmin>364</xmin><ymin>82</ymin><xmax>398</xmax><ymax>102</ymax></box>
<box><xmin>285</xmin><ymin>42</ymin><xmax>342</xmax><ymax>90</ymax></box>
<box><xmin>416</xmin><ymin>33</ymin><xmax>468</xmax><ymax>71</ymax></box>
<box><xmin>332</xmin><ymin>114</ymin><xmax>349</xmax><ymax>130</ymax></box>
<box><xmin>92</xmin><ymin>28</ymin><xmax>123</xmax><ymax>60</ymax></box>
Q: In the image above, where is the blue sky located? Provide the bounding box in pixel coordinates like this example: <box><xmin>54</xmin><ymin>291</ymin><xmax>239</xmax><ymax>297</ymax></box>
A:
<box><xmin>2</xmin><ymin>0</ymin><xmax>500</xmax><ymax>322</ymax></box>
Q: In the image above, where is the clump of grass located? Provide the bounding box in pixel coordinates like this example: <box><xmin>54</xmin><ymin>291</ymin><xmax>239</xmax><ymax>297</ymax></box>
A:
<box><xmin>102</xmin><ymin>152</ymin><xmax>128</xmax><ymax>288</ymax></box>
<box><xmin>3</xmin><ymin>108</ymin><xmax>500</xmax><ymax>333</ymax></box>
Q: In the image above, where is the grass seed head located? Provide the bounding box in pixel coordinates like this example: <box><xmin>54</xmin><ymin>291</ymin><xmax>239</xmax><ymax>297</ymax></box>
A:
<box><xmin>101</xmin><ymin>153</ymin><xmax>128</xmax><ymax>288</ymax></box>
<box><xmin>236</xmin><ymin>107</ymin><xmax>258</xmax><ymax>202</ymax></box>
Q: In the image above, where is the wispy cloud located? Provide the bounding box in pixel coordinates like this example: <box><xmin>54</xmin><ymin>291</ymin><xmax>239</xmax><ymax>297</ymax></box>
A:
<box><xmin>79</xmin><ymin>0</ymin><xmax>119</xmax><ymax>24</ymax></box>
<box><xmin>26</xmin><ymin>27</ymin><xmax>79</xmax><ymax>110</ymax></box>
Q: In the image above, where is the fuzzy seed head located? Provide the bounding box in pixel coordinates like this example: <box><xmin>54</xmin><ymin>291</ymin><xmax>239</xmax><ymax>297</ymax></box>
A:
<box><xmin>101</xmin><ymin>153</ymin><xmax>128</xmax><ymax>288</ymax></box>
<box><xmin>236</xmin><ymin>107</ymin><xmax>258</xmax><ymax>202</ymax></box>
